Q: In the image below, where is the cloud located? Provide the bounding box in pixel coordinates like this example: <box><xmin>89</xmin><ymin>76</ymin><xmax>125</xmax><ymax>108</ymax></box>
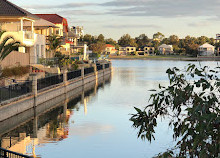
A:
<box><xmin>101</xmin><ymin>0</ymin><xmax>220</xmax><ymax>18</ymax></box>
<box><xmin>188</xmin><ymin>21</ymin><xmax>210</xmax><ymax>27</ymax></box>
<box><xmin>58</xmin><ymin>10</ymin><xmax>103</xmax><ymax>16</ymax></box>
<box><xmin>103</xmin><ymin>24</ymin><xmax>161</xmax><ymax>29</ymax></box>
<box><xmin>24</xmin><ymin>2</ymin><xmax>97</xmax><ymax>10</ymax></box>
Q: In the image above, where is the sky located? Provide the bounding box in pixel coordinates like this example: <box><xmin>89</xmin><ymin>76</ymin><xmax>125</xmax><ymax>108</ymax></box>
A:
<box><xmin>9</xmin><ymin>0</ymin><xmax>220</xmax><ymax>40</ymax></box>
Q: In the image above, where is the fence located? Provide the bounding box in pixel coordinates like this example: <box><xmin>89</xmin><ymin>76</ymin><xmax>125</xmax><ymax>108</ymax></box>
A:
<box><xmin>96</xmin><ymin>65</ymin><xmax>103</xmax><ymax>71</ymax></box>
<box><xmin>0</xmin><ymin>147</ymin><xmax>32</xmax><ymax>158</ymax></box>
<box><xmin>67</xmin><ymin>70</ymin><xmax>81</xmax><ymax>81</ymax></box>
<box><xmin>37</xmin><ymin>74</ymin><xmax>63</xmax><ymax>91</ymax></box>
<box><xmin>84</xmin><ymin>67</ymin><xmax>94</xmax><ymax>76</ymax></box>
<box><xmin>0</xmin><ymin>81</ymin><xmax>32</xmax><ymax>103</ymax></box>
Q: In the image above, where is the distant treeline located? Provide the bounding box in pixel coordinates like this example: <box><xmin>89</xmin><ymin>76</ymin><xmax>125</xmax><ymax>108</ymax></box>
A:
<box><xmin>80</xmin><ymin>32</ymin><xmax>218</xmax><ymax>56</ymax></box>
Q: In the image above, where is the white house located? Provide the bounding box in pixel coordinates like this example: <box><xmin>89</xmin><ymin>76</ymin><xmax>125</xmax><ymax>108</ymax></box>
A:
<box><xmin>158</xmin><ymin>44</ymin><xmax>173</xmax><ymax>55</ymax></box>
<box><xmin>198</xmin><ymin>43</ymin><xmax>215</xmax><ymax>56</ymax></box>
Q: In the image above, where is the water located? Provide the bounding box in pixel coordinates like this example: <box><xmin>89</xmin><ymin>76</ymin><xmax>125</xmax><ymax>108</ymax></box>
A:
<box><xmin>0</xmin><ymin>60</ymin><xmax>218</xmax><ymax>158</ymax></box>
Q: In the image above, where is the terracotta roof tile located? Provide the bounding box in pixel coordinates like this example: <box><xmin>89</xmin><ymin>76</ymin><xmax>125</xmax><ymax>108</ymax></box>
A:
<box><xmin>35</xmin><ymin>14</ymin><xmax>64</xmax><ymax>24</ymax></box>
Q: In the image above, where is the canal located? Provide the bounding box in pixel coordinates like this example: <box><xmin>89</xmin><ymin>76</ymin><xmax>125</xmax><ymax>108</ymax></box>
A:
<box><xmin>0</xmin><ymin>60</ymin><xmax>218</xmax><ymax>158</ymax></box>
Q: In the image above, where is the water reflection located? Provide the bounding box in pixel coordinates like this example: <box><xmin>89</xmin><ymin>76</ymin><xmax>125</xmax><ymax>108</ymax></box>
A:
<box><xmin>0</xmin><ymin>74</ymin><xmax>112</xmax><ymax>157</ymax></box>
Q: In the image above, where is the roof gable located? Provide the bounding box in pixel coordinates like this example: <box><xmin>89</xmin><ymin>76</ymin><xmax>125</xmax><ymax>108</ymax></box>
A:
<box><xmin>35</xmin><ymin>14</ymin><xmax>64</xmax><ymax>24</ymax></box>
<box><xmin>0</xmin><ymin>0</ymin><xmax>38</xmax><ymax>19</ymax></box>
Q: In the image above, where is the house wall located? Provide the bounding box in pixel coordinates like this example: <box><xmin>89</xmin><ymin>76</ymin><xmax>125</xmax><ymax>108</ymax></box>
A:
<box><xmin>0</xmin><ymin>51</ymin><xmax>30</xmax><ymax>68</ymax></box>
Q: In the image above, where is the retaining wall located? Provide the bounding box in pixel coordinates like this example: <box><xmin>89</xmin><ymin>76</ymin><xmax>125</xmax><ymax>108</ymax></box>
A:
<box><xmin>0</xmin><ymin>67</ymin><xmax>111</xmax><ymax>122</ymax></box>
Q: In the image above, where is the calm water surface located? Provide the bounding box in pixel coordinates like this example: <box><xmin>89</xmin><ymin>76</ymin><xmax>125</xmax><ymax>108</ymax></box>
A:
<box><xmin>0</xmin><ymin>60</ymin><xmax>218</xmax><ymax>158</ymax></box>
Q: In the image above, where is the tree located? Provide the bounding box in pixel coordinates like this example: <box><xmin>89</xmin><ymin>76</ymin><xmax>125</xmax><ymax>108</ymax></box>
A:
<box><xmin>153</xmin><ymin>32</ymin><xmax>165</xmax><ymax>41</ymax></box>
<box><xmin>0</xmin><ymin>31</ymin><xmax>20</xmax><ymax>61</ymax></box>
<box><xmin>97</xmin><ymin>34</ymin><xmax>105</xmax><ymax>43</ymax></box>
<box><xmin>105</xmin><ymin>38</ymin><xmax>117</xmax><ymax>46</ymax></box>
<box><xmin>135</xmin><ymin>34</ymin><xmax>149</xmax><ymax>48</ymax></box>
<box><xmin>168</xmin><ymin>35</ymin><xmax>179</xmax><ymax>45</ymax></box>
<box><xmin>130</xmin><ymin>64</ymin><xmax>220</xmax><ymax>157</ymax></box>
<box><xmin>89</xmin><ymin>42</ymin><xmax>106</xmax><ymax>54</ymax></box>
<box><xmin>47</xmin><ymin>34</ymin><xmax>62</xmax><ymax>57</ymax></box>
<box><xmin>118</xmin><ymin>34</ymin><xmax>137</xmax><ymax>47</ymax></box>
<box><xmin>0</xmin><ymin>31</ymin><xmax>20</xmax><ymax>76</ymax></box>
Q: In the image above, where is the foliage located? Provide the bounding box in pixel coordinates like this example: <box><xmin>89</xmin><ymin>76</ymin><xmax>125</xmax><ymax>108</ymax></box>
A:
<box><xmin>97</xmin><ymin>34</ymin><xmax>105</xmax><ymax>43</ymax></box>
<box><xmin>118</xmin><ymin>34</ymin><xmax>137</xmax><ymax>47</ymax></box>
<box><xmin>47</xmin><ymin>34</ymin><xmax>62</xmax><ymax>57</ymax></box>
<box><xmin>0</xmin><ymin>31</ymin><xmax>20</xmax><ymax>61</ymax></box>
<box><xmin>89</xmin><ymin>42</ymin><xmax>106</xmax><ymax>54</ymax></box>
<box><xmin>54</xmin><ymin>51</ymin><xmax>73</xmax><ymax>68</ymax></box>
<box><xmin>1</xmin><ymin>66</ymin><xmax>29</xmax><ymax>78</ymax></box>
<box><xmin>130</xmin><ymin>64</ymin><xmax>220</xmax><ymax>157</ymax></box>
<box><xmin>153</xmin><ymin>32</ymin><xmax>165</xmax><ymax>41</ymax></box>
<box><xmin>135</xmin><ymin>34</ymin><xmax>150</xmax><ymax>48</ymax></box>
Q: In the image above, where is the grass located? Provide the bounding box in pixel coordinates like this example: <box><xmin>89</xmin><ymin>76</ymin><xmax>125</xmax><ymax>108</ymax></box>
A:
<box><xmin>109</xmin><ymin>55</ymin><xmax>193</xmax><ymax>59</ymax></box>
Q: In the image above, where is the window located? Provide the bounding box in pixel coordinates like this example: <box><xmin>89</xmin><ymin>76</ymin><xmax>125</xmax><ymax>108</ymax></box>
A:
<box><xmin>56</xmin><ymin>29</ymin><xmax>59</xmax><ymax>35</ymax></box>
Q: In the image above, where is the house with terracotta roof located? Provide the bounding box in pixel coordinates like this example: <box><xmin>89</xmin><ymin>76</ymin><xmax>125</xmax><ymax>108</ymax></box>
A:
<box><xmin>104</xmin><ymin>44</ymin><xmax>117</xmax><ymax>55</ymax></box>
<box><xmin>0</xmin><ymin>0</ymin><xmax>46</xmax><ymax>67</ymax></box>
<box><xmin>35</xmin><ymin>14</ymin><xmax>73</xmax><ymax>55</ymax></box>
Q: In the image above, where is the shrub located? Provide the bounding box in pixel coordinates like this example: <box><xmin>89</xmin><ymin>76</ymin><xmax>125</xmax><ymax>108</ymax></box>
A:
<box><xmin>1</xmin><ymin>66</ymin><xmax>30</xmax><ymax>78</ymax></box>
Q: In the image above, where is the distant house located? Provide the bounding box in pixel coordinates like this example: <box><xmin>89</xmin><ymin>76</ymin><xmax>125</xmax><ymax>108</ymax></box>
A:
<box><xmin>198</xmin><ymin>43</ymin><xmax>215</xmax><ymax>56</ymax></box>
<box><xmin>119</xmin><ymin>46</ymin><xmax>136</xmax><ymax>55</ymax></box>
<box><xmin>0</xmin><ymin>0</ymin><xmax>46</xmax><ymax>67</ymax></box>
<box><xmin>105</xmin><ymin>44</ymin><xmax>117</xmax><ymax>55</ymax></box>
<box><xmin>144</xmin><ymin>47</ymin><xmax>155</xmax><ymax>55</ymax></box>
<box><xmin>158</xmin><ymin>44</ymin><xmax>173</xmax><ymax>55</ymax></box>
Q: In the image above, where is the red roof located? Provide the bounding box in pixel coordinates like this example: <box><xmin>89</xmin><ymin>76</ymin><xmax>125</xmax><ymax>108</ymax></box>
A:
<box><xmin>35</xmin><ymin>14</ymin><xmax>68</xmax><ymax>32</ymax></box>
<box><xmin>106</xmin><ymin>44</ymin><xmax>114</xmax><ymax>47</ymax></box>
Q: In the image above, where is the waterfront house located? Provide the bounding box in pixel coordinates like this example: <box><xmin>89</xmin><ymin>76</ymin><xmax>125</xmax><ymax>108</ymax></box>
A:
<box><xmin>158</xmin><ymin>44</ymin><xmax>173</xmax><ymax>55</ymax></box>
<box><xmin>119</xmin><ymin>46</ymin><xmax>136</xmax><ymax>55</ymax></box>
<box><xmin>104</xmin><ymin>44</ymin><xmax>117</xmax><ymax>55</ymax></box>
<box><xmin>35</xmin><ymin>14</ymin><xmax>71</xmax><ymax>55</ymax></box>
<box><xmin>144</xmin><ymin>47</ymin><xmax>155</xmax><ymax>55</ymax></box>
<box><xmin>23</xmin><ymin>18</ymin><xmax>59</xmax><ymax>59</ymax></box>
<box><xmin>198</xmin><ymin>43</ymin><xmax>215</xmax><ymax>56</ymax></box>
<box><xmin>0</xmin><ymin>0</ymin><xmax>46</xmax><ymax>67</ymax></box>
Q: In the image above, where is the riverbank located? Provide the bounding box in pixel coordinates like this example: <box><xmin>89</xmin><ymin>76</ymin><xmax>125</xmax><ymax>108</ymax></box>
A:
<box><xmin>109</xmin><ymin>55</ymin><xmax>220</xmax><ymax>61</ymax></box>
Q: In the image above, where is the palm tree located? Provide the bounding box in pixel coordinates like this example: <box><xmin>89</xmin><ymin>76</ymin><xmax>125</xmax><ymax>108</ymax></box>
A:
<box><xmin>47</xmin><ymin>34</ymin><xmax>62</xmax><ymax>58</ymax></box>
<box><xmin>0</xmin><ymin>31</ymin><xmax>20</xmax><ymax>76</ymax></box>
<box><xmin>0</xmin><ymin>31</ymin><xmax>20</xmax><ymax>61</ymax></box>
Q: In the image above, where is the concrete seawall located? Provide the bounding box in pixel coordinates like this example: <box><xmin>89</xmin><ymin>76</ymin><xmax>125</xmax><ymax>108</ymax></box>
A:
<box><xmin>0</xmin><ymin>68</ymin><xmax>112</xmax><ymax>122</ymax></box>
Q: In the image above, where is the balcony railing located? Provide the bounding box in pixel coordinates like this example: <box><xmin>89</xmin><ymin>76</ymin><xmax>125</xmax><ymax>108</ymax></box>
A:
<box><xmin>24</xmin><ymin>31</ymin><xmax>34</xmax><ymax>39</ymax></box>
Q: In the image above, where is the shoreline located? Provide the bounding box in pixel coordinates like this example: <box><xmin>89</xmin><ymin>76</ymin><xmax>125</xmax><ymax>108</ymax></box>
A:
<box><xmin>109</xmin><ymin>56</ymin><xmax>220</xmax><ymax>61</ymax></box>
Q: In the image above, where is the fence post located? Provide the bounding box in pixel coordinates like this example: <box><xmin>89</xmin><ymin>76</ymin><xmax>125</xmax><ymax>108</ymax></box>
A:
<box><xmin>92</xmin><ymin>64</ymin><xmax>98</xmax><ymax>82</ymax></box>
<box><xmin>30</xmin><ymin>74</ymin><xmax>37</xmax><ymax>107</ymax></box>
<box><xmin>103</xmin><ymin>63</ymin><xmax>105</xmax><ymax>76</ymax></box>
<box><xmin>81</xmin><ymin>66</ymin><xmax>84</xmax><ymax>80</ymax></box>
<box><xmin>61</xmin><ymin>68</ymin><xmax>68</xmax><ymax>94</ymax></box>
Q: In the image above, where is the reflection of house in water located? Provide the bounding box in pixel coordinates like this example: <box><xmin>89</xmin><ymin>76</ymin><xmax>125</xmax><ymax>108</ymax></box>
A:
<box><xmin>0</xmin><ymin>75</ymin><xmax>112</xmax><ymax>157</ymax></box>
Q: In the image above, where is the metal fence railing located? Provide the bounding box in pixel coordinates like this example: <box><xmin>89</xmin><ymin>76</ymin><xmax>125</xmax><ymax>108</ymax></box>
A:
<box><xmin>96</xmin><ymin>65</ymin><xmax>103</xmax><ymax>71</ymax></box>
<box><xmin>67</xmin><ymin>70</ymin><xmax>81</xmax><ymax>81</ymax></box>
<box><xmin>105</xmin><ymin>63</ymin><xmax>110</xmax><ymax>69</ymax></box>
<box><xmin>37</xmin><ymin>74</ymin><xmax>63</xmax><ymax>91</ymax></box>
<box><xmin>0</xmin><ymin>81</ymin><xmax>32</xmax><ymax>103</ymax></box>
<box><xmin>0</xmin><ymin>147</ymin><xmax>32</xmax><ymax>158</ymax></box>
<box><xmin>84</xmin><ymin>67</ymin><xmax>94</xmax><ymax>76</ymax></box>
